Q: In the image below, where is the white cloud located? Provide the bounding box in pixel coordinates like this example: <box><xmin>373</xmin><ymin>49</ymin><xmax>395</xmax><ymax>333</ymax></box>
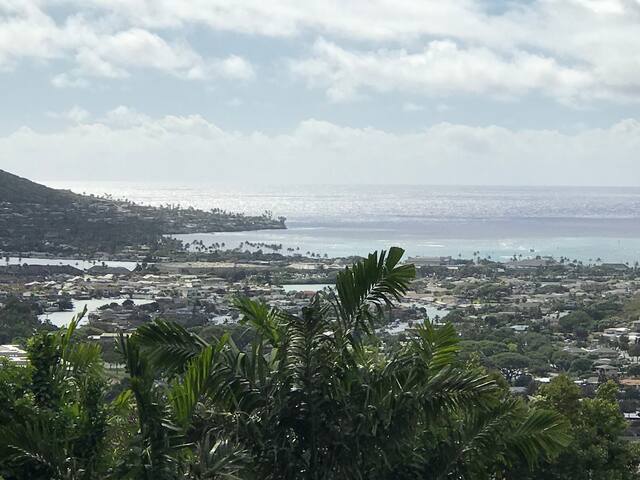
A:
<box><xmin>0</xmin><ymin>3</ymin><xmax>254</xmax><ymax>85</ymax></box>
<box><xmin>41</xmin><ymin>0</ymin><xmax>640</xmax><ymax>103</ymax></box>
<box><xmin>102</xmin><ymin>106</ymin><xmax>150</xmax><ymax>128</ymax></box>
<box><xmin>51</xmin><ymin>73</ymin><xmax>89</xmax><ymax>88</ymax></box>
<box><xmin>47</xmin><ymin>0</ymin><xmax>510</xmax><ymax>41</ymax></box>
<box><xmin>1</xmin><ymin>110</ymin><xmax>639</xmax><ymax>186</ymax></box>
<box><xmin>3</xmin><ymin>1</ymin><xmax>640</xmax><ymax>103</ymax></box>
<box><xmin>219</xmin><ymin>55</ymin><xmax>255</xmax><ymax>81</ymax></box>
<box><xmin>100</xmin><ymin>29</ymin><xmax>196</xmax><ymax>70</ymax></box>
<box><xmin>47</xmin><ymin>106</ymin><xmax>90</xmax><ymax>123</ymax></box>
<box><xmin>292</xmin><ymin>38</ymin><xmax>596</xmax><ymax>102</ymax></box>
<box><xmin>402</xmin><ymin>102</ymin><xmax>424</xmax><ymax>112</ymax></box>
<box><xmin>0</xmin><ymin>2</ymin><xmax>60</xmax><ymax>65</ymax></box>
<box><xmin>186</xmin><ymin>55</ymin><xmax>255</xmax><ymax>81</ymax></box>
<box><xmin>75</xmin><ymin>48</ymin><xmax>130</xmax><ymax>79</ymax></box>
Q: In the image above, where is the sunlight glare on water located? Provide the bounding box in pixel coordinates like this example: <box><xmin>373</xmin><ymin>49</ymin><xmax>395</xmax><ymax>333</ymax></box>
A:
<box><xmin>43</xmin><ymin>182</ymin><xmax>640</xmax><ymax>263</ymax></box>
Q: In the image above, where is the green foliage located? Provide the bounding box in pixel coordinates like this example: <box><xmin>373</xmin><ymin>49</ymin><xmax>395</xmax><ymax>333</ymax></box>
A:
<box><xmin>123</xmin><ymin>248</ymin><xmax>568</xmax><ymax>479</ymax></box>
<box><xmin>0</xmin><ymin>249</ymin><xmax>594</xmax><ymax>479</ymax></box>
<box><xmin>27</xmin><ymin>332</ymin><xmax>63</xmax><ymax>409</ymax></box>
<box><xmin>114</xmin><ymin>334</ymin><xmax>178</xmax><ymax>479</ymax></box>
<box><xmin>489</xmin><ymin>352</ymin><xmax>530</xmax><ymax>382</ymax></box>
<box><xmin>585</xmin><ymin>299</ymin><xmax>624</xmax><ymax>321</ymax></box>
<box><xmin>551</xmin><ymin>350</ymin><xmax>577</xmax><ymax>372</ymax></box>
<box><xmin>524</xmin><ymin>377</ymin><xmax>640</xmax><ymax>480</ymax></box>
<box><xmin>538</xmin><ymin>375</ymin><xmax>581</xmax><ymax>418</ymax></box>
<box><xmin>330</xmin><ymin>246</ymin><xmax>416</xmax><ymax>332</ymax></box>
<box><xmin>0</xmin><ymin>310</ymin><xmax>108</xmax><ymax>480</ymax></box>
<box><xmin>0</xmin><ymin>297</ymin><xmax>51</xmax><ymax>344</ymax></box>
<box><xmin>629</xmin><ymin>343</ymin><xmax>640</xmax><ymax>360</ymax></box>
<box><xmin>536</xmin><ymin>284</ymin><xmax>569</xmax><ymax>294</ymax></box>
<box><xmin>135</xmin><ymin>319</ymin><xmax>208</xmax><ymax>374</ymax></box>
<box><xmin>475</xmin><ymin>282</ymin><xmax>512</xmax><ymax>301</ymax></box>
<box><xmin>0</xmin><ymin>359</ymin><xmax>31</xmax><ymax>426</ymax></box>
<box><xmin>461</xmin><ymin>339</ymin><xmax>509</xmax><ymax>358</ymax></box>
<box><xmin>623</xmin><ymin>294</ymin><xmax>640</xmax><ymax>319</ymax></box>
<box><xmin>558</xmin><ymin>310</ymin><xmax>596</xmax><ymax>334</ymax></box>
<box><xmin>569</xmin><ymin>357</ymin><xmax>593</xmax><ymax>375</ymax></box>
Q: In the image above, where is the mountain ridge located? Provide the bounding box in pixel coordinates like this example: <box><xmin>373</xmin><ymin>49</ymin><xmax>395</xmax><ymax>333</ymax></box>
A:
<box><xmin>0</xmin><ymin>170</ymin><xmax>79</xmax><ymax>205</ymax></box>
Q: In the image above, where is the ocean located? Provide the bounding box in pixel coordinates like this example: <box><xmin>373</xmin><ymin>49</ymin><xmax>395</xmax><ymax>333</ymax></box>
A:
<box><xmin>43</xmin><ymin>182</ymin><xmax>640</xmax><ymax>264</ymax></box>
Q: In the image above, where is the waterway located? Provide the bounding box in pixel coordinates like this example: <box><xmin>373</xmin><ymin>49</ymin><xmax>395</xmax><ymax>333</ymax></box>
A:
<box><xmin>4</xmin><ymin>257</ymin><xmax>137</xmax><ymax>271</ymax></box>
<box><xmin>40</xmin><ymin>297</ymin><xmax>155</xmax><ymax>328</ymax></box>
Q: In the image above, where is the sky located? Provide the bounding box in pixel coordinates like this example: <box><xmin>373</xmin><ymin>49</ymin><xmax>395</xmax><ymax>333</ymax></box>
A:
<box><xmin>1</xmin><ymin>0</ymin><xmax>640</xmax><ymax>185</ymax></box>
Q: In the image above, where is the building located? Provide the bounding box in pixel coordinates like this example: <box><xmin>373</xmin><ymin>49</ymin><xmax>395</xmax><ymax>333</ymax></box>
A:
<box><xmin>407</xmin><ymin>256</ymin><xmax>453</xmax><ymax>267</ymax></box>
<box><xmin>601</xmin><ymin>263</ymin><xmax>629</xmax><ymax>271</ymax></box>
<box><xmin>0</xmin><ymin>344</ymin><xmax>28</xmax><ymax>366</ymax></box>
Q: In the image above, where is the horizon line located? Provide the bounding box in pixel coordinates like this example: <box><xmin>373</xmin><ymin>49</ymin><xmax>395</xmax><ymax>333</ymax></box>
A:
<box><xmin>38</xmin><ymin>179</ymin><xmax>640</xmax><ymax>190</ymax></box>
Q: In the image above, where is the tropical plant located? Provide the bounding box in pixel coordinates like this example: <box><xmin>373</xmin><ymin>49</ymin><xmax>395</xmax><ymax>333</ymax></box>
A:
<box><xmin>0</xmin><ymin>248</ymin><xmax>570</xmax><ymax>478</ymax></box>
<box><xmin>0</xmin><ymin>308</ymin><xmax>108</xmax><ymax>480</ymax></box>
<box><xmin>122</xmin><ymin>247</ymin><xmax>569</xmax><ymax>479</ymax></box>
<box><xmin>520</xmin><ymin>376</ymin><xmax>640</xmax><ymax>480</ymax></box>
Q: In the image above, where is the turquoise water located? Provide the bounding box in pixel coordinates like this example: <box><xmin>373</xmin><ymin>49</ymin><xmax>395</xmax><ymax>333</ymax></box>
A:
<box><xmin>178</xmin><ymin>230</ymin><xmax>640</xmax><ymax>264</ymax></box>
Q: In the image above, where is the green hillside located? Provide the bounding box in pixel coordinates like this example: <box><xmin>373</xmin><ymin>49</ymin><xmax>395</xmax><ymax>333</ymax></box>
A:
<box><xmin>0</xmin><ymin>170</ymin><xmax>77</xmax><ymax>205</ymax></box>
<box><xmin>0</xmin><ymin>170</ymin><xmax>285</xmax><ymax>255</ymax></box>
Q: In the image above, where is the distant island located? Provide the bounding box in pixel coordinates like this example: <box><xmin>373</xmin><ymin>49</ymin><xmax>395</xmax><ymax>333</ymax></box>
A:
<box><xmin>0</xmin><ymin>170</ymin><xmax>286</xmax><ymax>256</ymax></box>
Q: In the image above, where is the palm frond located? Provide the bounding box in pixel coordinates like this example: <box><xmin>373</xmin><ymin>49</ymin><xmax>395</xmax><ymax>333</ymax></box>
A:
<box><xmin>187</xmin><ymin>430</ymin><xmax>250</xmax><ymax>480</ymax></box>
<box><xmin>135</xmin><ymin>320</ymin><xmax>209</xmax><ymax>374</ymax></box>
<box><xmin>234</xmin><ymin>297</ymin><xmax>284</xmax><ymax>346</ymax></box>
<box><xmin>507</xmin><ymin>406</ymin><xmax>570</xmax><ymax>467</ymax></box>
<box><xmin>0</xmin><ymin>419</ymin><xmax>66</xmax><ymax>479</ymax></box>
<box><xmin>118</xmin><ymin>333</ymin><xmax>180</xmax><ymax>478</ymax></box>
<box><xmin>331</xmin><ymin>246</ymin><xmax>415</xmax><ymax>332</ymax></box>
<box><xmin>170</xmin><ymin>345</ymin><xmax>216</xmax><ymax>427</ymax></box>
<box><xmin>60</xmin><ymin>305</ymin><xmax>86</xmax><ymax>358</ymax></box>
<box><xmin>430</xmin><ymin>398</ymin><xmax>570</xmax><ymax>479</ymax></box>
<box><xmin>66</xmin><ymin>341</ymin><xmax>104</xmax><ymax>377</ymax></box>
<box><xmin>403</xmin><ymin>321</ymin><xmax>461</xmax><ymax>372</ymax></box>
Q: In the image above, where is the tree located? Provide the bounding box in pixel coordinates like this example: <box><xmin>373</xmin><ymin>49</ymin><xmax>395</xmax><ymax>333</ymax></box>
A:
<box><xmin>0</xmin><ymin>310</ymin><xmax>108</xmax><ymax>480</ymax></box>
<box><xmin>0</xmin><ymin>358</ymin><xmax>31</xmax><ymax>427</ymax></box>
<box><xmin>126</xmin><ymin>248</ymin><xmax>568</xmax><ymax>479</ymax></box>
<box><xmin>537</xmin><ymin>375</ymin><xmax>581</xmax><ymax>418</ymax></box>
<box><xmin>569</xmin><ymin>358</ymin><xmax>593</xmax><ymax>375</ymax></box>
<box><xmin>490</xmin><ymin>352</ymin><xmax>530</xmax><ymax>382</ymax></box>
<box><xmin>629</xmin><ymin>342</ymin><xmax>640</xmax><ymax>361</ymax></box>
<box><xmin>551</xmin><ymin>350</ymin><xmax>576</xmax><ymax>372</ymax></box>
<box><xmin>619</xmin><ymin>334</ymin><xmax>630</xmax><ymax>351</ymax></box>
<box><xmin>0</xmin><ymin>297</ymin><xmax>50</xmax><ymax>344</ymax></box>
<box><xmin>558</xmin><ymin>311</ymin><xmax>595</xmax><ymax>334</ymax></box>
<box><xmin>524</xmin><ymin>377</ymin><xmax>640</xmax><ymax>480</ymax></box>
<box><xmin>0</xmin><ymin>248</ymin><xmax>571</xmax><ymax>479</ymax></box>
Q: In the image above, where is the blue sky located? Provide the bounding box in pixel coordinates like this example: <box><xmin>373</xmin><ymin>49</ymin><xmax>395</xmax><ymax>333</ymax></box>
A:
<box><xmin>1</xmin><ymin>0</ymin><xmax>640</xmax><ymax>185</ymax></box>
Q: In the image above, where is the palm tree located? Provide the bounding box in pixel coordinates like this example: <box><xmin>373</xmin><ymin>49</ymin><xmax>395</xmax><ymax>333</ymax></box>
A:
<box><xmin>113</xmin><ymin>334</ymin><xmax>178</xmax><ymax>479</ymax></box>
<box><xmin>123</xmin><ymin>247</ymin><xmax>568</xmax><ymax>479</ymax></box>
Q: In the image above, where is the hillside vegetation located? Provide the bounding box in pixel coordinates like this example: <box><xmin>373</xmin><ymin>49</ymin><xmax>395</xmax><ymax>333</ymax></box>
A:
<box><xmin>0</xmin><ymin>170</ymin><xmax>77</xmax><ymax>204</ymax></box>
<box><xmin>0</xmin><ymin>170</ymin><xmax>285</xmax><ymax>255</ymax></box>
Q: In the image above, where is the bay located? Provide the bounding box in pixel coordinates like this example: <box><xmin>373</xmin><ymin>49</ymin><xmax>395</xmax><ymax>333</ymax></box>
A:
<box><xmin>42</xmin><ymin>182</ymin><xmax>640</xmax><ymax>264</ymax></box>
<box><xmin>40</xmin><ymin>297</ymin><xmax>155</xmax><ymax>328</ymax></box>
